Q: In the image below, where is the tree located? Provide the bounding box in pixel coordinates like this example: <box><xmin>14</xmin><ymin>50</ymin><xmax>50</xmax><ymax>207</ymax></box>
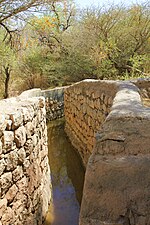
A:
<box><xmin>0</xmin><ymin>1</ymin><xmax>49</xmax><ymax>42</ymax></box>
<box><xmin>77</xmin><ymin>2</ymin><xmax>150</xmax><ymax>79</ymax></box>
<box><xmin>0</xmin><ymin>30</ymin><xmax>17</xmax><ymax>98</ymax></box>
<box><xmin>19</xmin><ymin>0</ymin><xmax>76</xmax><ymax>88</ymax></box>
<box><xmin>0</xmin><ymin>0</ymin><xmax>55</xmax><ymax>98</ymax></box>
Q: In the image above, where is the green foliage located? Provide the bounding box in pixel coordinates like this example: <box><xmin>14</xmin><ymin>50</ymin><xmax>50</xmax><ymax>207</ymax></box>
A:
<box><xmin>1</xmin><ymin>0</ymin><xmax>149</xmax><ymax>96</ymax></box>
<box><xmin>0</xmin><ymin>30</ymin><xmax>18</xmax><ymax>98</ymax></box>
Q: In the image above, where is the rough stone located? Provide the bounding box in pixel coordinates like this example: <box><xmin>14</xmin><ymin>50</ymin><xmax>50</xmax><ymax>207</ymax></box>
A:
<box><xmin>0</xmin><ymin>198</ymin><xmax>7</xmax><ymax>218</ymax></box>
<box><xmin>5</xmin><ymin>184</ymin><xmax>18</xmax><ymax>203</ymax></box>
<box><xmin>0</xmin><ymin>114</ymin><xmax>6</xmax><ymax>137</ymax></box>
<box><xmin>0</xmin><ymin>158</ymin><xmax>6</xmax><ymax>176</ymax></box>
<box><xmin>0</xmin><ymin>140</ymin><xmax>2</xmax><ymax>155</ymax></box>
<box><xmin>64</xmin><ymin>79</ymin><xmax>150</xmax><ymax>225</ymax></box>
<box><xmin>1</xmin><ymin>206</ymin><xmax>15</xmax><ymax>224</ymax></box>
<box><xmin>16</xmin><ymin>176</ymin><xmax>28</xmax><ymax>193</ymax></box>
<box><xmin>80</xmin><ymin>156</ymin><xmax>150</xmax><ymax>225</ymax></box>
<box><xmin>0</xmin><ymin>172</ymin><xmax>12</xmax><ymax>195</ymax></box>
<box><xmin>18</xmin><ymin>147</ymin><xmax>26</xmax><ymax>164</ymax></box>
<box><xmin>6</xmin><ymin>119</ymin><xmax>12</xmax><ymax>130</ymax></box>
<box><xmin>5</xmin><ymin>150</ymin><xmax>18</xmax><ymax>171</ymax></box>
<box><xmin>25</xmin><ymin>121</ymin><xmax>34</xmax><ymax>139</ymax></box>
<box><xmin>10</xmin><ymin>111</ymin><xmax>23</xmax><ymax>129</ymax></box>
<box><xmin>12</xmin><ymin>166</ymin><xmax>23</xmax><ymax>182</ymax></box>
<box><xmin>2</xmin><ymin>131</ymin><xmax>14</xmax><ymax>153</ymax></box>
<box><xmin>14</xmin><ymin>126</ymin><xmax>26</xmax><ymax>148</ymax></box>
<box><xmin>0</xmin><ymin>93</ymin><xmax>51</xmax><ymax>225</ymax></box>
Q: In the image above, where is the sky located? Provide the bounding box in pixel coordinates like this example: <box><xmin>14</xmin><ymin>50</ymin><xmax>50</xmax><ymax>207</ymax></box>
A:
<box><xmin>74</xmin><ymin>0</ymin><xmax>146</xmax><ymax>8</ymax></box>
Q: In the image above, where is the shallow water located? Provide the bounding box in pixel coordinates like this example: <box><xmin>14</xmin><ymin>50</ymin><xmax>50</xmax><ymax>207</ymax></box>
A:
<box><xmin>44</xmin><ymin>119</ymin><xmax>85</xmax><ymax>225</ymax></box>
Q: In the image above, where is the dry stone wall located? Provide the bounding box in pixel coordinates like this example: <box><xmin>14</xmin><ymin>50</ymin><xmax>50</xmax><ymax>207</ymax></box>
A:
<box><xmin>64</xmin><ymin>79</ymin><xmax>150</xmax><ymax>225</ymax></box>
<box><xmin>0</xmin><ymin>96</ymin><xmax>51</xmax><ymax>225</ymax></box>
<box><xmin>64</xmin><ymin>80</ymin><xmax>118</xmax><ymax>167</ymax></box>
<box><xmin>80</xmin><ymin>81</ymin><xmax>150</xmax><ymax>225</ymax></box>
<box><xmin>0</xmin><ymin>79</ymin><xmax>150</xmax><ymax>225</ymax></box>
<box><xmin>20</xmin><ymin>87</ymin><xmax>67</xmax><ymax>121</ymax></box>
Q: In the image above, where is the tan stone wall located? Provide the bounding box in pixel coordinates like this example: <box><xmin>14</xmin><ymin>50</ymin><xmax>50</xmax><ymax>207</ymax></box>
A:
<box><xmin>64</xmin><ymin>80</ymin><xmax>118</xmax><ymax>167</ymax></box>
<box><xmin>20</xmin><ymin>87</ymin><xmax>67</xmax><ymax>121</ymax></box>
<box><xmin>132</xmin><ymin>78</ymin><xmax>150</xmax><ymax>98</ymax></box>
<box><xmin>79</xmin><ymin>81</ymin><xmax>150</xmax><ymax>225</ymax></box>
<box><xmin>0</xmin><ymin>96</ymin><xmax>51</xmax><ymax>225</ymax></box>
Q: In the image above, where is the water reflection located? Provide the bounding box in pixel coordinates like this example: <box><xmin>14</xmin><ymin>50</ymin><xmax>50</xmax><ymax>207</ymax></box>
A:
<box><xmin>44</xmin><ymin>119</ymin><xmax>85</xmax><ymax>225</ymax></box>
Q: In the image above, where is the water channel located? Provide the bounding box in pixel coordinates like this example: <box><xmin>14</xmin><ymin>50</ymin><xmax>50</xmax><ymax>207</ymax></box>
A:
<box><xmin>44</xmin><ymin>119</ymin><xmax>85</xmax><ymax>225</ymax></box>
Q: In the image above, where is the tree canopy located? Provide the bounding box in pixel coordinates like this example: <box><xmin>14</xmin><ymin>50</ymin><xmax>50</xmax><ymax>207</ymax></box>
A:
<box><xmin>0</xmin><ymin>0</ymin><xmax>149</xmax><ymax>98</ymax></box>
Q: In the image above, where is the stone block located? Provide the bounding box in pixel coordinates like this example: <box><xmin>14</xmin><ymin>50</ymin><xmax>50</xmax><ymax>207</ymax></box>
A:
<box><xmin>0</xmin><ymin>198</ymin><xmax>7</xmax><ymax>218</ymax></box>
<box><xmin>1</xmin><ymin>206</ymin><xmax>15</xmax><ymax>224</ymax></box>
<box><xmin>0</xmin><ymin>114</ymin><xmax>7</xmax><ymax>137</ymax></box>
<box><xmin>10</xmin><ymin>111</ymin><xmax>23</xmax><ymax>130</ymax></box>
<box><xmin>16</xmin><ymin>176</ymin><xmax>28</xmax><ymax>193</ymax></box>
<box><xmin>5</xmin><ymin>150</ymin><xmax>18</xmax><ymax>171</ymax></box>
<box><xmin>2</xmin><ymin>131</ymin><xmax>14</xmax><ymax>153</ymax></box>
<box><xmin>0</xmin><ymin>172</ymin><xmax>12</xmax><ymax>195</ymax></box>
<box><xmin>0</xmin><ymin>158</ymin><xmax>5</xmax><ymax>176</ymax></box>
<box><xmin>38</xmin><ymin>97</ymin><xmax>45</xmax><ymax>108</ymax></box>
<box><xmin>12</xmin><ymin>166</ymin><xmax>23</xmax><ymax>182</ymax></box>
<box><xmin>80</xmin><ymin>155</ymin><xmax>150</xmax><ymax>225</ymax></box>
<box><xmin>5</xmin><ymin>184</ymin><xmax>18</xmax><ymax>203</ymax></box>
<box><xmin>14</xmin><ymin>126</ymin><xmax>26</xmax><ymax>148</ymax></box>
<box><xmin>0</xmin><ymin>139</ymin><xmax>2</xmax><ymax>155</ymax></box>
<box><xmin>23</xmin><ymin>157</ymin><xmax>30</xmax><ymax>170</ymax></box>
<box><xmin>32</xmin><ymin>134</ymin><xmax>39</xmax><ymax>147</ymax></box>
<box><xmin>21</xmin><ymin>106</ymin><xmax>34</xmax><ymax>123</ymax></box>
<box><xmin>25</xmin><ymin>122</ymin><xmax>34</xmax><ymax>139</ymax></box>
<box><xmin>18</xmin><ymin>147</ymin><xmax>26</xmax><ymax>164</ymax></box>
<box><xmin>6</xmin><ymin>120</ymin><xmax>12</xmax><ymax>130</ymax></box>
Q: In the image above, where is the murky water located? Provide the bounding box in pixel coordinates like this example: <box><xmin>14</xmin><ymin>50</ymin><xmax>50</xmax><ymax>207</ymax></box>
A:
<box><xmin>44</xmin><ymin>119</ymin><xmax>85</xmax><ymax>225</ymax></box>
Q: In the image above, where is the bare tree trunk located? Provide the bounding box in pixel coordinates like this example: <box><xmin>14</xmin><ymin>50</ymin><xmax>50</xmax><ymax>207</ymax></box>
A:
<box><xmin>3</xmin><ymin>66</ymin><xmax>11</xmax><ymax>99</ymax></box>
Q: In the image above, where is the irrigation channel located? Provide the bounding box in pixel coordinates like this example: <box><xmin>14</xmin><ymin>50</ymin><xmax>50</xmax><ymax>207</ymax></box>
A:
<box><xmin>44</xmin><ymin>119</ymin><xmax>85</xmax><ymax>225</ymax></box>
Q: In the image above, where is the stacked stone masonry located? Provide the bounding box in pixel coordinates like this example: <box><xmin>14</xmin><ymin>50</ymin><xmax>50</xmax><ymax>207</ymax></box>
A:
<box><xmin>20</xmin><ymin>87</ymin><xmax>66</xmax><ymax>121</ymax></box>
<box><xmin>0</xmin><ymin>78</ymin><xmax>150</xmax><ymax>225</ymax></box>
<box><xmin>64</xmin><ymin>80</ymin><xmax>118</xmax><ymax>167</ymax></box>
<box><xmin>0</xmin><ymin>96</ymin><xmax>51</xmax><ymax>225</ymax></box>
<box><xmin>64</xmin><ymin>79</ymin><xmax>150</xmax><ymax>225</ymax></box>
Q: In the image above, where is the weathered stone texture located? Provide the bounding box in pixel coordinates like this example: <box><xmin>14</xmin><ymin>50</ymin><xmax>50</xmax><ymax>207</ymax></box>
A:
<box><xmin>64</xmin><ymin>80</ymin><xmax>118</xmax><ymax>167</ymax></box>
<box><xmin>78</xmin><ymin>80</ymin><xmax>150</xmax><ymax>225</ymax></box>
<box><xmin>0</xmin><ymin>96</ymin><xmax>51</xmax><ymax>225</ymax></box>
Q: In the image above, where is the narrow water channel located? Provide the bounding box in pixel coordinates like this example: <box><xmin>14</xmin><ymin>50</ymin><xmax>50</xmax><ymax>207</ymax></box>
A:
<box><xmin>44</xmin><ymin>119</ymin><xmax>85</xmax><ymax>225</ymax></box>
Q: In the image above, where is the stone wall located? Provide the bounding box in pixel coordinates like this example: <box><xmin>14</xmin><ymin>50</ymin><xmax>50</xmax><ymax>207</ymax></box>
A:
<box><xmin>64</xmin><ymin>79</ymin><xmax>150</xmax><ymax>225</ymax></box>
<box><xmin>64</xmin><ymin>80</ymin><xmax>118</xmax><ymax>167</ymax></box>
<box><xmin>0</xmin><ymin>79</ymin><xmax>150</xmax><ymax>225</ymax></box>
<box><xmin>0</xmin><ymin>96</ymin><xmax>51</xmax><ymax>225</ymax></box>
<box><xmin>20</xmin><ymin>86</ymin><xmax>67</xmax><ymax>121</ymax></box>
<box><xmin>80</xmin><ymin>81</ymin><xmax>150</xmax><ymax>225</ymax></box>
